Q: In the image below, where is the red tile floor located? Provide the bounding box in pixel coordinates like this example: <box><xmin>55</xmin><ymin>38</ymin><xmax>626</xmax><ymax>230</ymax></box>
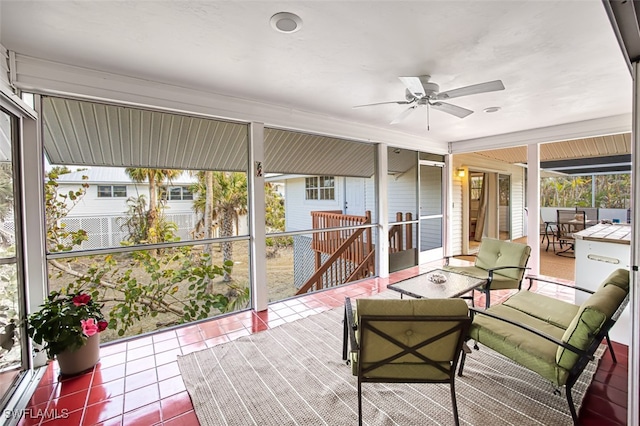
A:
<box><xmin>18</xmin><ymin>264</ymin><xmax>628</xmax><ymax>425</ymax></box>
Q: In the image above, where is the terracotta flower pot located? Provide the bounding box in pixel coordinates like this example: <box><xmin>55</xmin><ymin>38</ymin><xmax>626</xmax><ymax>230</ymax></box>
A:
<box><xmin>56</xmin><ymin>334</ymin><xmax>100</xmax><ymax>376</ymax></box>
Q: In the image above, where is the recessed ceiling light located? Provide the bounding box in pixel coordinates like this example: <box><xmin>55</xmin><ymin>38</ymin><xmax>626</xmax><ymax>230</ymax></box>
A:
<box><xmin>483</xmin><ymin>106</ymin><xmax>501</xmax><ymax>113</ymax></box>
<box><xmin>270</xmin><ymin>12</ymin><xmax>303</xmax><ymax>33</ymax></box>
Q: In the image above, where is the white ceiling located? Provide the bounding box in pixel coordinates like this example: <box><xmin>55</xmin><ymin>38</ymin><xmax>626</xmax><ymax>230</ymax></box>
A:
<box><xmin>0</xmin><ymin>1</ymin><xmax>632</xmax><ymax>145</ymax></box>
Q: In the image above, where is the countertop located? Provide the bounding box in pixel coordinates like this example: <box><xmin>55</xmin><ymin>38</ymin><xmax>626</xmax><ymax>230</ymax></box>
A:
<box><xmin>573</xmin><ymin>223</ymin><xmax>631</xmax><ymax>245</ymax></box>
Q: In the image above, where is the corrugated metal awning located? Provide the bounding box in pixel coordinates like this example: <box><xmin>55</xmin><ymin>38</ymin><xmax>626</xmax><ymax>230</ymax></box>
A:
<box><xmin>476</xmin><ymin>133</ymin><xmax>631</xmax><ymax>164</ymax></box>
<box><xmin>474</xmin><ymin>133</ymin><xmax>632</xmax><ymax>175</ymax></box>
<box><xmin>42</xmin><ymin>96</ymin><xmax>248</xmax><ymax>171</ymax></box>
<box><xmin>264</xmin><ymin>128</ymin><xmax>375</xmax><ymax>178</ymax></box>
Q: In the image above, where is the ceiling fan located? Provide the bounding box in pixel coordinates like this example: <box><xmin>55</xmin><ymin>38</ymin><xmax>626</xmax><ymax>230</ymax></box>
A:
<box><xmin>354</xmin><ymin>75</ymin><xmax>505</xmax><ymax>128</ymax></box>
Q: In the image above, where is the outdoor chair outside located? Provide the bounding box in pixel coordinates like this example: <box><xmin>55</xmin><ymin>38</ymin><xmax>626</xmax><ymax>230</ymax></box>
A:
<box><xmin>443</xmin><ymin>238</ymin><xmax>531</xmax><ymax>308</ymax></box>
<box><xmin>343</xmin><ymin>297</ymin><xmax>470</xmax><ymax>426</ymax></box>
<box><xmin>556</xmin><ymin>210</ymin><xmax>586</xmax><ymax>257</ymax></box>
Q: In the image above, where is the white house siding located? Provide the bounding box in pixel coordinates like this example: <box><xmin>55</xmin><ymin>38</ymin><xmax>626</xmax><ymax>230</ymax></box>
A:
<box><xmin>284</xmin><ymin>177</ymin><xmax>343</xmax><ymax>232</ymax></box>
<box><xmin>53</xmin><ymin>175</ymin><xmax>254</xmax><ymax>248</ymax></box>
<box><xmin>387</xmin><ymin>165</ymin><xmax>417</xmax><ymax>224</ymax></box>
<box><xmin>70</xmin><ymin>184</ymin><xmax>148</xmax><ymax>216</ymax></box>
<box><xmin>451</xmin><ymin>153</ymin><xmax>525</xmax><ymax>256</ymax></box>
<box><xmin>364</xmin><ymin>178</ymin><xmax>376</xmax><ymax>222</ymax></box>
<box><xmin>450</xmin><ymin>173</ymin><xmax>463</xmax><ymax>254</ymax></box>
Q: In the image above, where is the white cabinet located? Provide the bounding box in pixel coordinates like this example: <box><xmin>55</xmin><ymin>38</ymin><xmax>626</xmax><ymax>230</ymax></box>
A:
<box><xmin>575</xmin><ymin>232</ymin><xmax>630</xmax><ymax>345</ymax></box>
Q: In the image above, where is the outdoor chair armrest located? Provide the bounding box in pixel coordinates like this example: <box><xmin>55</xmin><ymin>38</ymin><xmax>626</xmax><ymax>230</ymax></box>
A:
<box><xmin>485</xmin><ymin>265</ymin><xmax>531</xmax><ymax>274</ymax></box>
<box><xmin>342</xmin><ymin>297</ymin><xmax>358</xmax><ymax>361</ymax></box>
<box><xmin>484</xmin><ymin>266</ymin><xmax>531</xmax><ymax>290</ymax></box>
<box><xmin>469</xmin><ymin>307</ymin><xmax>593</xmax><ymax>360</ymax></box>
<box><xmin>443</xmin><ymin>254</ymin><xmax>477</xmax><ymax>266</ymax></box>
<box><xmin>526</xmin><ymin>275</ymin><xmax>594</xmax><ymax>294</ymax></box>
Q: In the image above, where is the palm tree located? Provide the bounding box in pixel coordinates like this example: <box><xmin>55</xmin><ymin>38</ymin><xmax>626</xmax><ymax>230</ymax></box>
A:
<box><xmin>124</xmin><ymin>168</ymin><xmax>181</xmax><ymax>244</ymax></box>
<box><xmin>192</xmin><ymin>171</ymin><xmax>248</xmax><ymax>281</ymax></box>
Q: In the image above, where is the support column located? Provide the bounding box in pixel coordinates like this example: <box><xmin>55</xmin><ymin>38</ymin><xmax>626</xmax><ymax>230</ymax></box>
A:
<box><xmin>21</xmin><ymin>95</ymin><xmax>48</xmax><ymax>368</ymax></box>
<box><xmin>444</xmin><ymin>153</ymin><xmax>453</xmax><ymax>258</ymax></box>
<box><xmin>629</xmin><ymin>62</ymin><xmax>640</xmax><ymax>426</ymax></box>
<box><xmin>376</xmin><ymin>144</ymin><xmax>389</xmax><ymax>278</ymax></box>
<box><xmin>526</xmin><ymin>143</ymin><xmax>541</xmax><ymax>276</ymax></box>
<box><xmin>248</xmin><ymin>122</ymin><xmax>268</xmax><ymax>312</ymax></box>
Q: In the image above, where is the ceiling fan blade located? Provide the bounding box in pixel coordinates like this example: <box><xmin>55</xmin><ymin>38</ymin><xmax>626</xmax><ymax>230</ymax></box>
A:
<box><xmin>436</xmin><ymin>80</ymin><xmax>505</xmax><ymax>100</ymax></box>
<box><xmin>390</xmin><ymin>105</ymin><xmax>418</xmax><ymax>124</ymax></box>
<box><xmin>398</xmin><ymin>76</ymin><xmax>426</xmax><ymax>97</ymax></box>
<box><xmin>430</xmin><ymin>102</ymin><xmax>474</xmax><ymax>118</ymax></box>
<box><xmin>353</xmin><ymin>100</ymin><xmax>412</xmax><ymax>108</ymax></box>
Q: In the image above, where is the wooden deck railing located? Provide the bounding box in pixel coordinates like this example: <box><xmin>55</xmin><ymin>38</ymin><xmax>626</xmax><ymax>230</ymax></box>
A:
<box><xmin>297</xmin><ymin>210</ymin><xmax>414</xmax><ymax>295</ymax></box>
<box><xmin>297</xmin><ymin>211</ymin><xmax>373</xmax><ymax>295</ymax></box>
<box><xmin>389</xmin><ymin>212</ymin><xmax>413</xmax><ymax>253</ymax></box>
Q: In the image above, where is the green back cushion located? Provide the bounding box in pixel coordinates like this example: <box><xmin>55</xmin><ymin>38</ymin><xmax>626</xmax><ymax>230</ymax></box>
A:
<box><xmin>474</xmin><ymin>238</ymin><xmax>531</xmax><ymax>280</ymax></box>
<box><xmin>556</xmin><ymin>280</ymin><xmax>628</xmax><ymax>369</ymax></box>
<box><xmin>596</xmin><ymin>268</ymin><xmax>630</xmax><ymax>293</ymax></box>
<box><xmin>355</xmin><ymin>298</ymin><xmax>468</xmax><ymax>375</ymax></box>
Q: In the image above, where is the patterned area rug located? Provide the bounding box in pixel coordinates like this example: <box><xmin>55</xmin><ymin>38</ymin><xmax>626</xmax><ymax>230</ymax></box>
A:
<box><xmin>177</xmin><ymin>305</ymin><xmax>604</xmax><ymax>425</ymax></box>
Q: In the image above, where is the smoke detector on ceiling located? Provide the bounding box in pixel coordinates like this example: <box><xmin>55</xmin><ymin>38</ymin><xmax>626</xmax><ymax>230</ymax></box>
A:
<box><xmin>270</xmin><ymin>12</ymin><xmax>303</xmax><ymax>33</ymax></box>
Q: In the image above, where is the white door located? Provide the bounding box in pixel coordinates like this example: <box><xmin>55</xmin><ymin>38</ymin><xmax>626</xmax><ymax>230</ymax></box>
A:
<box><xmin>344</xmin><ymin>177</ymin><xmax>366</xmax><ymax>216</ymax></box>
<box><xmin>418</xmin><ymin>162</ymin><xmax>444</xmax><ymax>263</ymax></box>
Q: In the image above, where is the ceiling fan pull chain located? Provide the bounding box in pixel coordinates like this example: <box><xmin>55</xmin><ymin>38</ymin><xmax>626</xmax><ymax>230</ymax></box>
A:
<box><xmin>427</xmin><ymin>103</ymin><xmax>430</xmax><ymax>131</ymax></box>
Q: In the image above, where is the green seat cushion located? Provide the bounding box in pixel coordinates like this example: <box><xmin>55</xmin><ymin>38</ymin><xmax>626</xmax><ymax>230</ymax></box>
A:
<box><xmin>556</xmin><ymin>283</ymin><xmax>628</xmax><ymax>369</ymax></box>
<box><xmin>352</xmin><ymin>298</ymin><xmax>469</xmax><ymax>380</ymax></box>
<box><xmin>502</xmin><ymin>291</ymin><xmax>579</xmax><ymax>329</ymax></box>
<box><xmin>442</xmin><ymin>265</ymin><xmax>521</xmax><ymax>291</ymax></box>
<box><xmin>470</xmin><ymin>304</ymin><xmax>569</xmax><ymax>386</ymax></box>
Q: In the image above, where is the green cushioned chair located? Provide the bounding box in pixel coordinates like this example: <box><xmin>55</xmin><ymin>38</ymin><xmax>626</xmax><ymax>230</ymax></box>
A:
<box><xmin>443</xmin><ymin>237</ymin><xmax>531</xmax><ymax>308</ymax></box>
<box><xmin>460</xmin><ymin>269</ymin><xmax>629</xmax><ymax>425</ymax></box>
<box><xmin>342</xmin><ymin>297</ymin><xmax>471</xmax><ymax>426</ymax></box>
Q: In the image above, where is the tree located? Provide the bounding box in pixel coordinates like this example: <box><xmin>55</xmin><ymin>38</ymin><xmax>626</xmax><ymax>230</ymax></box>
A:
<box><xmin>541</xmin><ymin>174</ymin><xmax>631</xmax><ymax>209</ymax></box>
<box><xmin>45</xmin><ymin>169</ymin><xmax>89</xmax><ymax>252</ymax></box>
<box><xmin>46</xmin><ymin>171</ymin><xmax>249</xmax><ymax>339</ymax></box>
<box><xmin>264</xmin><ymin>182</ymin><xmax>291</xmax><ymax>257</ymax></box>
<box><xmin>192</xmin><ymin>172</ymin><xmax>248</xmax><ymax>282</ymax></box>
<box><xmin>0</xmin><ymin>165</ymin><xmax>14</xmax><ymax>242</ymax></box>
<box><xmin>124</xmin><ymin>168</ymin><xmax>181</xmax><ymax>244</ymax></box>
<box><xmin>265</xmin><ymin>182</ymin><xmax>285</xmax><ymax>231</ymax></box>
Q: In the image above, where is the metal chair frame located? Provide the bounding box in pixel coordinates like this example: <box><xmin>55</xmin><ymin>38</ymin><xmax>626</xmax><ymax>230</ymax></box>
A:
<box><xmin>343</xmin><ymin>297</ymin><xmax>471</xmax><ymax>426</ymax></box>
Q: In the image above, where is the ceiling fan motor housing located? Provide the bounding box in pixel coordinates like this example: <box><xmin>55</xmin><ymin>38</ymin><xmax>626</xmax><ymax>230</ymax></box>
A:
<box><xmin>404</xmin><ymin>82</ymin><xmax>440</xmax><ymax>101</ymax></box>
<box><xmin>421</xmin><ymin>82</ymin><xmax>440</xmax><ymax>98</ymax></box>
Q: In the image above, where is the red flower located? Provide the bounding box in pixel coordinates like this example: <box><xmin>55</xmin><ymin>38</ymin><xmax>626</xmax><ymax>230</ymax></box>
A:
<box><xmin>72</xmin><ymin>294</ymin><xmax>91</xmax><ymax>306</ymax></box>
<box><xmin>97</xmin><ymin>320</ymin><xmax>108</xmax><ymax>332</ymax></box>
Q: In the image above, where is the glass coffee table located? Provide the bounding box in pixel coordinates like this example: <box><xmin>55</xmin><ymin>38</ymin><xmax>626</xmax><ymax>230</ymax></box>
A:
<box><xmin>387</xmin><ymin>268</ymin><xmax>487</xmax><ymax>300</ymax></box>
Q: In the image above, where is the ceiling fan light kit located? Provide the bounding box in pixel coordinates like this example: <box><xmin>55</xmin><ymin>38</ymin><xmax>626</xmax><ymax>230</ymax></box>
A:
<box><xmin>354</xmin><ymin>75</ymin><xmax>505</xmax><ymax>130</ymax></box>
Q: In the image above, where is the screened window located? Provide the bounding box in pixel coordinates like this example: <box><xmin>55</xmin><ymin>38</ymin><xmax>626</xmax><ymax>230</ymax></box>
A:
<box><xmin>42</xmin><ymin>96</ymin><xmax>252</xmax><ymax>344</ymax></box>
<box><xmin>305</xmin><ymin>176</ymin><xmax>335</xmax><ymax>200</ymax></box>
<box><xmin>98</xmin><ymin>185</ymin><xmax>127</xmax><ymax>198</ymax></box>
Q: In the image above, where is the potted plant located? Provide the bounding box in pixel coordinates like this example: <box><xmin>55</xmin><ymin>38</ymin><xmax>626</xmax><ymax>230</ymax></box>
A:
<box><xmin>27</xmin><ymin>290</ymin><xmax>108</xmax><ymax>375</ymax></box>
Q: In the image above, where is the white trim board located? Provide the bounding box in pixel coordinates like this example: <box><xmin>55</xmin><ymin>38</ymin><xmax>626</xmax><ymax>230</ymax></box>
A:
<box><xmin>11</xmin><ymin>53</ymin><xmax>448</xmax><ymax>154</ymax></box>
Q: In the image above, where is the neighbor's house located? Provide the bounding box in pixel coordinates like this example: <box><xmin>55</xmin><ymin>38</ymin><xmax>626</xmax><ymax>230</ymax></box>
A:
<box><xmin>53</xmin><ymin>167</ymin><xmax>247</xmax><ymax>249</ymax></box>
